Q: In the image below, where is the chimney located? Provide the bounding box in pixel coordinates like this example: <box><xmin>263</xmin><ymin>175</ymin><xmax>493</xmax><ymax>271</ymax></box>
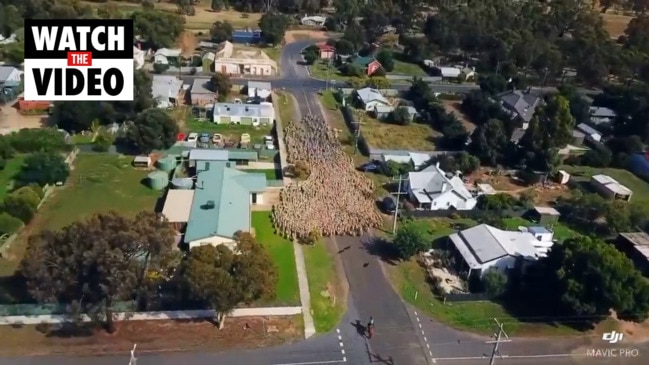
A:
<box><xmin>441</xmin><ymin>182</ymin><xmax>447</xmax><ymax>191</ymax></box>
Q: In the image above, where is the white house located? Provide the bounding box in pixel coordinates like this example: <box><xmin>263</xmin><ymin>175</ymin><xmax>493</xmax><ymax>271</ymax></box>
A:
<box><xmin>212</xmin><ymin>102</ymin><xmax>275</xmax><ymax>125</ymax></box>
<box><xmin>448</xmin><ymin>224</ymin><xmax>550</xmax><ymax>278</ymax></box>
<box><xmin>0</xmin><ymin>66</ymin><xmax>22</xmax><ymax>85</ymax></box>
<box><xmin>576</xmin><ymin>123</ymin><xmax>602</xmax><ymax>142</ymax></box>
<box><xmin>589</xmin><ymin>106</ymin><xmax>616</xmax><ymax>125</ymax></box>
<box><xmin>151</xmin><ymin>75</ymin><xmax>183</xmax><ymax>108</ymax></box>
<box><xmin>354</xmin><ymin>87</ymin><xmax>391</xmax><ymax>111</ymax></box>
<box><xmin>247</xmin><ymin>81</ymin><xmax>272</xmax><ymax>100</ymax></box>
<box><xmin>133</xmin><ymin>46</ymin><xmax>145</xmax><ymax>70</ymax></box>
<box><xmin>406</xmin><ymin>163</ymin><xmax>477</xmax><ymax>210</ymax></box>
<box><xmin>154</xmin><ymin>48</ymin><xmax>181</xmax><ymax>64</ymax></box>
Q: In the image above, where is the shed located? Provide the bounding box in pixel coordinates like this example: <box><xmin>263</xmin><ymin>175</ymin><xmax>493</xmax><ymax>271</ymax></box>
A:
<box><xmin>590</xmin><ymin>174</ymin><xmax>633</xmax><ymax>201</ymax></box>
<box><xmin>436</xmin><ymin>67</ymin><xmax>462</xmax><ymax>78</ymax></box>
<box><xmin>615</xmin><ymin>232</ymin><xmax>649</xmax><ymax>276</ymax></box>
<box><xmin>576</xmin><ymin>123</ymin><xmax>602</xmax><ymax>142</ymax></box>
<box><xmin>233</xmin><ymin>29</ymin><xmax>262</xmax><ymax>44</ymax></box>
<box><xmin>133</xmin><ymin>155</ymin><xmax>152</xmax><ymax>168</ymax></box>
<box><xmin>527</xmin><ymin>206</ymin><xmax>561</xmax><ymax>225</ymax></box>
<box><xmin>189</xmin><ymin>149</ymin><xmax>229</xmax><ymax>162</ymax></box>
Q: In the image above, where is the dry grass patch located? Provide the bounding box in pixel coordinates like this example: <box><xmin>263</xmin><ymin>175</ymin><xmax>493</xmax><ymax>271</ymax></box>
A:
<box><xmin>442</xmin><ymin>101</ymin><xmax>476</xmax><ymax>133</ymax></box>
<box><xmin>284</xmin><ymin>30</ymin><xmax>329</xmax><ymax>43</ymax></box>
<box><xmin>0</xmin><ymin>316</ymin><xmax>303</xmax><ymax>356</ymax></box>
<box><xmin>355</xmin><ymin>113</ymin><xmax>439</xmax><ymax>151</ymax></box>
<box><xmin>602</xmin><ymin>13</ymin><xmax>633</xmax><ymax>38</ymax></box>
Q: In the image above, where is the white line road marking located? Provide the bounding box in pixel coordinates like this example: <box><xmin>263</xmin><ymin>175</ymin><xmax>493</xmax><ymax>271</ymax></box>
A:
<box><xmin>418</xmin><ymin>323</ymin><xmax>422</xmax><ymax>328</ymax></box>
<box><xmin>416</xmin><ymin>317</ymin><xmax>420</xmax><ymax>322</ymax></box>
<box><xmin>337</xmin><ymin>335</ymin><xmax>342</xmax><ymax>340</ymax></box>
<box><xmin>434</xmin><ymin>353</ymin><xmax>580</xmax><ymax>361</ymax></box>
<box><xmin>423</xmin><ymin>336</ymin><xmax>427</xmax><ymax>342</ymax></box>
<box><xmin>336</xmin><ymin>329</ymin><xmax>340</xmax><ymax>334</ymax></box>
<box><xmin>341</xmin><ymin>349</ymin><xmax>345</xmax><ymax>355</ymax></box>
<box><xmin>414</xmin><ymin>311</ymin><xmax>417</xmax><ymax>316</ymax></box>
<box><xmin>426</xmin><ymin>343</ymin><xmax>430</xmax><ymax>348</ymax></box>
<box><xmin>342</xmin><ymin>357</ymin><xmax>347</xmax><ymax>362</ymax></box>
<box><xmin>271</xmin><ymin>360</ymin><xmax>347</xmax><ymax>365</ymax></box>
<box><xmin>339</xmin><ymin>342</ymin><xmax>343</xmax><ymax>347</ymax></box>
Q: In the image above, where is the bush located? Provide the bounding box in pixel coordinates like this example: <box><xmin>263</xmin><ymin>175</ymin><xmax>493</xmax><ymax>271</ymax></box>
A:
<box><xmin>10</xmin><ymin>186</ymin><xmax>41</xmax><ymax>210</ymax></box>
<box><xmin>27</xmin><ymin>184</ymin><xmax>45</xmax><ymax>199</ymax></box>
<box><xmin>482</xmin><ymin>269</ymin><xmax>508</xmax><ymax>299</ymax></box>
<box><xmin>0</xmin><ymin>158</ymin><xmax>5</xmax><ymax>171</ymax></box>
<box><xmin>375</xmin><ymin>50</ymin><xmax>394</xmax><ymax>72</ymax></box>
<box><xmin>153</xmin><ymin>63</ymin><xmax>169</xmax><ymax>74</ymax></box>
<box><xmin>0</xmin><ymin>212</ymin><xmax>23</xmax><ymax>235</ymax></box>
<box><xmin>93</xmin><ymin>133</ymin><xmax>114</xmax><ymax>152</ymax></box>
<box><xmin>1</xmin><ymin>195</ymin><xmax>35</xmax><ymax>223</ymax></box>
<box><xmin>5</xmin><ymin>129</ymin><xmax>68</xmax><ymax>153</ymax></box>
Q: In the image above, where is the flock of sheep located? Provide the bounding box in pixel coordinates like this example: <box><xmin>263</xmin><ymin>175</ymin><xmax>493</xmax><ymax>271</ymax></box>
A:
<box><xmin>272</xmin><ymin>114</ymin><xmax>383</xmax><ymax>241</ymax></box>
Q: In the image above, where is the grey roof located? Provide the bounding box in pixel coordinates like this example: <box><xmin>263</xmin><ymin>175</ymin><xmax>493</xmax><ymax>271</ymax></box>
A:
<box><xmin>576</xmin><ymin>123</ymin><xmax>601</xmax><ymax>137</ymax></box>
<box><xmin>188</xmin><ymin>149</ymin><xmax>228</xmax><ymax>161</ymax></box>
<box><xmin>247</xmin><ymin>81</ymin><xmax>272</xmax><ymax>90</ymax></box>
<box><xmin>213</xmin><ymin>103</ymin><xmax>274</xmax><ymax>118</ymax></box>
<box><xmin>0</xmin><ymin>66</ymin><xmax>18</xmax><ymax>82</ymax></box>
<box><xmin>191</xmin><ymin>78</ymin><xmax>214</xmax><ymax>95</ymax></box>
<box><xmin>449</xmin><ymin>224</ymin><xmax>541</xmax><ymax>269</ymax></box>
<box><xmin>589</xmin><ymin>106</ymin><xmax>616</xmax><ymax>118</ymax></box>
<box><xmin>572</xmin><ymin>130</ymin><xmax>585</xmax><ymax>138</ymax></box>
<box><xmin>355</xmin><ymin>88</ymin><xmax>389</xmax><ymax>105</ymax></box>
<box><xmin>528</xmin><ymin>226</ymin><xmax>551</xmax><ymax>235</ymax></box>
<box><xmin>152</xmin><ymin>75</ymin><xmax>183</xmax><ymax>101</ymax></box>
<box><xmin>499</xmin><ymin>90</ymin><xmax>542</xmax><ymax>123</ymax></box>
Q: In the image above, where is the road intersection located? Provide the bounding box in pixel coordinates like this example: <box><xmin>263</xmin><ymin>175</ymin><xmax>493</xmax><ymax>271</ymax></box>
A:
<box><xmin>1</xmin><ymin>38</ymin><xmax>645</xmax><ymax>365</ymax></box>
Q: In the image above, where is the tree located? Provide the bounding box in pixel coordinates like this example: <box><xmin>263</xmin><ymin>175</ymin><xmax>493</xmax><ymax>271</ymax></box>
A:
<box><xmin>182</xmin><ymin>232</ymin><xmax>277</xmax><ymax>328</ymax></box>
<box><xmin>535</xmin><ymin>237</ymin><xmax>649</xmax><ymax>323</ymax></box>
<box><xmin>375</xmin><ymin>50</ymin><xmax>394</xmax><ymax>72</ymax></box>
<box><xmin>1</xmin><ymin>195</ymin><xmax>35</xmax><ymax>224</ymax></box>
<box><xmin>153</xmin><ymin>62</ymin><xmax>170</xmax><ymax>74</ymax></box>
<box><xmin>131</xmin><ymin>10</ymin><xmax>185</xmax><ymax>48</ymax></box>
<box><xmin>210</xmin><ymin>21</ymin><xmax>233</xmax><ymax>43</ymax></box>
<box><xmin>19</xmin><ymin>152</ymin><xmax>70</xmax><ymax>187</ymax></box>
<box><xmin>478</xmin><ymin>74</ymin><xmax>508</xmax><ymax>95</ymax></box>
<box><xmin>259</xmin><ymin>12</ymin><xmax>289</xmax><ymax>45</ymax></box>
<box><xmin>469</xmin><ymin>119</ymin><xmax>508</xmax><ymax>166</ymax></box>
<box><xmin>0</xmin><ymin>212</ymin><xmax>23</xmax><ymax>235</ymax></box>
<box><xmin>334</xmin><ymin>39</ymin><xmax>354</xmax><ymax>55</ymax></box>
<box><xmin>51</xmin><ymin>101</ymin><xmax>100</xmax><ymax>133</ymax></box>
<box><xmin>366</xmin><ymin>76</ymin><xmax>390</xmax><ymax>89</ymax></box>
<box><xmin>482</xmin><ymin>269</ymin><xmax>508</xmax><ymax>299</ymax></box>
<box><xmin>126</xmin><ymin>108</ymin><xmax>179</xmax><ymax>154</ymax></box>
<box><xmin>342</xmin><ymin>21</ymin><xmax>365</xmax><ymax>51</ymax></box>
<box><xmin>21</xmin><ymin>211</ymin><xmax>175</xmax><ymax>332</ymax></box>
<box><xmin>303</xmin><ymin>50</ymin><xmax>318</xmax><ymax>65</ymax></box>
<box><xmin>210</xmin><ymin>73</ymin><xmax>232</xmax><ymax>101</ymax></box>
<box><xmin>393</xmin><ymin>222</ymin><xmax>430</xmax><ymax>259</ymax></box>
<box><xmin>391</xmin><ymin>106</ymin><xmax>411</xmax><ymax>125</ymax></box>
<box><xmin>342</xmin><ymin>63</ymin><xmax>364</xmax><ymax>77</ymax></box>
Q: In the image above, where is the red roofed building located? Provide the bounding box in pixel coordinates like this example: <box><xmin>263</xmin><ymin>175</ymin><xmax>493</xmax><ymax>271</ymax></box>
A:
<box><xmin>317</xmin><ymin>43</ymin><xmax>335</xmax><ymax>59</ymax></box>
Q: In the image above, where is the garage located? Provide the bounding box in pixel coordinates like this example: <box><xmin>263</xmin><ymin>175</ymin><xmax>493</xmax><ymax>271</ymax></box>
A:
<box><xmin>220</xmin><ymin>116</ymin><xmax>231</xmax><ymax>124</ymax></box>
<box><xmin>240</xmin><ymin>117</ymin><xmax>254</xmax><ymax>125</ymax></box>
<box><xmin>260</xmin><ymin>117</ymin><xmax>271</xmax><ymax>125</ymax></box>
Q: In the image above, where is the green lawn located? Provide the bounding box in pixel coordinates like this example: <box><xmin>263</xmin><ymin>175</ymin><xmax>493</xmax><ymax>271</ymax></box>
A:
<box><xmin>560</xmin><ymin>165</ymin><xmax>649</xmax><ymax>205</ymax></box>
<box><xmin>386</xmin><ymin>259</ymin><xmax>581</xmax><ymax>336</ymax></box>
<box><xmin>245</xmin><ymin>169</ymin><xmax>281</xmax><ymax>180</ymax></box>
<box><xmin>303</xmin><ymin>241</ymin><xmax>345</xmax><ymax>332</ymax></box>
<box><xmin>275</xmin><ymin>91</ymin><xmax>297</xmax><ymax>126</ymax></box>
<box><xmin>308</xmin><ymin>60</ymin><xmax>349</xmax><ymax>82</ymax></box>
<box><xmin>502</xmin><ymin>217</ymin><xmax>579</xmax><ymax>241</ymax></box>
<box><xmin>390</xmin><ymin>59</ymin><xmax>426</xmax><ymax>76</ymax></box>
<box><xmin>0</xmin><ymin>156</ymin><xmax>26</xmax><ymax>200</ymax></box>
<box><xmin>186</xmin><ymin>119</ymin><xmax>272</xmax><ymax>145</ymax></box>
<box><xmin>251</xmin><ymin>212</ymin><xmax>300</xmax><ymax>306</ymax></box>
<box><xmin>0</xmin><ymin>154</ymin><xmax>162</xmax><ymax>277</ymax></box>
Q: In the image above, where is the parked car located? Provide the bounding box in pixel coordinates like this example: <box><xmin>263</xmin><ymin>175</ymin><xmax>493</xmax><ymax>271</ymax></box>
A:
<box><xmin>264</xmin><ymin>135</ymin><xmax>275</xmax><ymax>150</ymax></box>
<box><xmin>358</xmin><ymin>162</ymin><xmax>380</xmax><ymax>172</ymax></box>
<box><xmin>187</xmin><ymin>133</ymin><xmax>198</xmax><ymax>143</ymax></box>
<box><xmin>382</xmin><ymin>196</ymin><xmax>397</xmax><ymax>213</ymax></box>
<box><xmin>240</xmin><ymin>133</ymin><xmax>251</xmax><ymax>144</ymax></box>
<box><xmin>212</xmin><ymin>133</ymin><xmax>222</xmax><ymax>144</ymax></box>
<box><xmin>198</xmin><ymin>133</ymin><xmax>210</xmax><ymax>143</ymax></box>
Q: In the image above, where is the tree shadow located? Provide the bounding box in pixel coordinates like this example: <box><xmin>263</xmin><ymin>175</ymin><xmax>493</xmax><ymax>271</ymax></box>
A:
<box><xmin>43</xmin><ymin>322</ymin><xmax>96</xmax><ymax>338</ymax></box>
<box><xmin>360</xmin><ymin>236</ymin><xmax>400</xmax><ymax>266</ymax></box>
<box><xmin>369</xmin><ymin>352</ymin><xmax>395</xmax><ymax>365</ymax></box>
<box><xmin>351</xmin><ymin>320</ymin><xmax>366</xmax><ymax>337</ymax></box>
<box><xmin>0</xmin><ymin>273</ymin><xmax>33</xmax><ymax>304</ymax></box>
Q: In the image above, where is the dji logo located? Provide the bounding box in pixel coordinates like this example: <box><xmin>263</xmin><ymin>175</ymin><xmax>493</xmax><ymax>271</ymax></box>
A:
<box><xmin>602</xmin><ymin>331</ymin><xmax>624</xmax><ymax>344</ymax></box>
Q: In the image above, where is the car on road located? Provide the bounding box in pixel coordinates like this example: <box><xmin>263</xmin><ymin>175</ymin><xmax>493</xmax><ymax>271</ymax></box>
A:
<box><xmin>187</xmin><ymin>133</ymin><xmax>198</xmax><ymax>143</ymax></box>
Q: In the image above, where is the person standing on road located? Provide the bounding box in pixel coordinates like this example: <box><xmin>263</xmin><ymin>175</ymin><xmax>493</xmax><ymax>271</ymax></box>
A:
<box><xmin>367</xmin><ymin>316</ymin><xmax>375</xmax><ymax>338</ymax></box>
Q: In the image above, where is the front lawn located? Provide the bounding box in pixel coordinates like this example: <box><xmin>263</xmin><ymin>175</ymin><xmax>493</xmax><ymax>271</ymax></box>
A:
<box><xmin>0</xmin><ymin>154</ymin><xmax>162</xmax><ymax>277</ymax></box>
<box><xmin>502</xmin><ymin>217</ymin><xmax>580</xmax><ymax>241</ymax></box>
<box><xmin>251</xmin><ymin>212</ymin><xmax>300</xmax><ymax>306</ymax></box>
<box><xmin>308</xmin><ymin>60</ymin><xmax>349</xmax><ymax>82</ymax></box>
<box><xmin>355</xmin><ymin>112</ymin><xmax>440</xmax><ymax>151</ymax></box>
<box><xmin>303</xmin><ymin>241</ymin><xmax>345</xmax><ymax>332</ymax></box>
<box><xmin>390</xmin><ymin>53</ymin><xmax>426</xmax><ymax>76</ymax></box>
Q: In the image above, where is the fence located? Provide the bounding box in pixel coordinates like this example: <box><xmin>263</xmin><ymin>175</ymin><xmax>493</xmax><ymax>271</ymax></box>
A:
<box><xmin>340</xmin><ymin>105</ymin><xmax>370</xmax><ymax>156</ymax></box>
<box><xmin>403</xmin><ymin>208</ymin><xmax>526</xmax><ymax>219</ymax></box>
<box><xmin>443</xmin><ymin>292</ymin><xmax>489</xmax><ymax>303</ymax></box>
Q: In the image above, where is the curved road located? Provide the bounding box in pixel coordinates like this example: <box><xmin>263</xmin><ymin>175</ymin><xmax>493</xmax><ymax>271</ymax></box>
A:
<box><xmin>2</xmin><ymin>41</ymin><xmax>644</xmax><ymax>365</ymax></box>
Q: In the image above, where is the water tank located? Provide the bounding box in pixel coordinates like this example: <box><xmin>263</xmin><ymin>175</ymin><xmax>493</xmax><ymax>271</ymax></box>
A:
<box><xmin>147</xmin><ymin>171</ymin><xmax>169</xmax><ymax>190</ymax></box>
<box><xmin>171</xmin><ymin>177</ymin><xmax>193</xmax><ymax>189</ymax></box>
<box><xmin>156</xmin><ymin>156</ymin><xmax>177</xmax><ymax>172</ymax></box>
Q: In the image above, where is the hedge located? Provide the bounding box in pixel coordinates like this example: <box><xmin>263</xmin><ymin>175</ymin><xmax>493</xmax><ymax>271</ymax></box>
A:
<box><xmin>0</xmin><ymin>128</ymin><xmax>70</xmax><ymax>153</ymax></box>
<box><xmin>0</xmin><ymin>212</ymin><xmax>23</xmax><ymax>236</ymax></box>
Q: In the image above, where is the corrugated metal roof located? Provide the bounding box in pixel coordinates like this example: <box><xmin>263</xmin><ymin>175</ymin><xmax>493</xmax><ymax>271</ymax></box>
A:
<box><xmin>592</xmin><ymin>174</ymin><xmax>632</xmax><ymax>196</ymax></box>
<box><xmin>191</xmin><ymin>78</ymin><xmax>214</xmax><ymax>95</ymax></box>
<box><xmin>213</xmin><ymin>103</ymin><xmax>274</xmax><ymax>118</ymax></box>
<box><xmin>0</xmin><ymin>66</ymin><xmax>18</xmax><ymax>83</ymax></box>
<box><xmin>577</xmin><ymin>123</ymin><xmax>601</xmax><ymax>137</ymax></box>
<box><xmin>189</xmin><ymin>149</ymin><xmax>228</xmax><ymax>161</ymax></box>
<box><xmin>228</xmin><ymin>150</ymin><xmax>258</xmax><ymax>161</ymax></box>
<box><xmin>162</xmin><ymin>190</ymin><xmax>195</xmax><ymax>223</ymax></box>
<box><xmin>185</xmin><ymin>162</ymin><xmax>266</xmax><ymax>242</ymax></box>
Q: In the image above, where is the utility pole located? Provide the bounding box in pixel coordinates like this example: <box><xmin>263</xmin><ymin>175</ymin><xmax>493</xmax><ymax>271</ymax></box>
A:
<box><xmin>391</xmin><ymin>175</ymin><xmax>408</xmax><ymax>233</ymax></box>
<box><xmin>486</xmin><ymin>319</ymin><xmax>511</xmax><ymax>365</ymax></box>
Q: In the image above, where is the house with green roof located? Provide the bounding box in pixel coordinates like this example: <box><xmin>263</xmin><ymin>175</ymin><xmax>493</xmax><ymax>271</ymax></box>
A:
<box><xmin>161</xmin><ymin>159</ymin><xmax>267</xmax><ymax>250</ymax></box>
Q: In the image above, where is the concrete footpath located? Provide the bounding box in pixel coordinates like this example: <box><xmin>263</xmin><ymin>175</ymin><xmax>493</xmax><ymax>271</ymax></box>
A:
<box><xmin>0</xmin><ymin>307</ymin><xmax>302</xmax><ymax>326</ymax></box>
<box><xmin>293</xmin><ymin>241</ymin><xmax>316</xmax><ymax>338</ymax></box>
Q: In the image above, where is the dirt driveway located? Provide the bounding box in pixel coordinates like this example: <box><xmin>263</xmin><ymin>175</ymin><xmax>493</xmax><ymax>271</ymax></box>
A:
<box><xmin>0</xmin><ymin>103</ymin><xmax>48</xmax><ymax>135</ymax></box>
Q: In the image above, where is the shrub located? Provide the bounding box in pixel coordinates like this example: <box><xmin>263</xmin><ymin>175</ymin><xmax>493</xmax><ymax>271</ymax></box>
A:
<box><xmin>10</xmin><ymin>186</ymin><xmax>41</xmax><ymax>210</ymax></box>
<box><xmin>0</xmin><ymin>158</ymin><xmax>5</xmax><ymax>171</ymax></box>
<box><xmin>93</xmin><ymin>133</ymin><xmax>114</xmax><ymax>152</ymax></box>
<box><xmin>0</xmin><ymin>212</ymin><xmax>23</xmax><ymax>235</ymax></box>
<box><xmin>482</xmin><ymin>269</ymin><xmax>508</xmax><ymax>299</ymax></box>
<box><xmin>27</xmin><ymin>184</ymin><xmax>45</xmax><ymax>199</ymax></box>
<box><xmin>5</xmin><ymin>129</ymin><xmax>68</xmax><ymax>153</ymax></box>
<box><xmin>1</xmin><ymin>195</ymin><xmax>35</xmax><ymax>223</ymax></box>
<box><xmin>153</xmin><ymin>63</ymin><xmax>169</xmax><ymax>74</ymax></box>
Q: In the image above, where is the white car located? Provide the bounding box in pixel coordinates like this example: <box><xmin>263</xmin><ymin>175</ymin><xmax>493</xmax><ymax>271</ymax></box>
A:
<box><xmin>187</xmin><ymin>133</ymin><xmax>198</xmax><ymax>143</ymax></box>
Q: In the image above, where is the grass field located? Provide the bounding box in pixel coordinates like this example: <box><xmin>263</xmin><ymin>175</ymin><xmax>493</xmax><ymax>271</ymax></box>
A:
<box><xmin>0</xmin><ymin>154</ymin><xmax>162</xmax><ymax>277</ymax></box>
<box><xmin>303</xmin><ymin>241</ymin><xmax>345</xmax><ymax>332</ymax></box>
<box><xmin>560</xmin><ymin>165</ymin><xmax>649</xmax><ymax>205</ymax></box>
<box><xmin>275</xmin><ymin>91</ymin><xmax>297</xmax><ymax>126</ymax></box>
<box><xmin>251</xmin><ymin>212</ymin><xmax>300</xmax><ymax>306</ymax></box>
<box><xmin>391</xmin><ymin>53</ymin><xmax>426</xmax><ymax>76</ymax></box>
<box><xmin>386</xmin><ymin>259</ymin><xmax>583</xmax><ymax>336</ymax></box>
<box><xmin>0</xmin><ymin>155</ymin><xmax>26</xmax><ymax>200</ymax></box>
<box><xmin>186</xmin><ymin>119</ymin><xmax>272</xmax><ymax>145</ymax></box>
<box><xmin>245</xmin><ymin>169</ymin><xmax>282</xmax><ymax>180</ymax></box>
<box><xmin>308</xmin><ymin>61</ymin><xmax>350</xmax><ymax>82</ymax></box>
<box><xmin>502</xmin><ymin>217</ymin><xmax>579</xmax><ymax>241</ymax></box>
<box><xmin>355</xmin><ymin>112</ymin><xmax>440</xmax><ymax>151</ymax></box>
<box><xmin>602</xmin><ymin>13</ymin><xmax>633</xmax><ymax>38</ymax></box>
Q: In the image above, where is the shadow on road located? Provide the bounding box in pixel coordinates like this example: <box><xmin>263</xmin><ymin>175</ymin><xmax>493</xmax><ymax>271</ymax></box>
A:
<box><xmin>351</xmin><ymin>320</ymin><xmax>366</xmax><ymax>337</ymax></box>
<box><xmin>359</xmin><ymin>236</ymin><xmax>400</xmax><ymax>266</ymax></box>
